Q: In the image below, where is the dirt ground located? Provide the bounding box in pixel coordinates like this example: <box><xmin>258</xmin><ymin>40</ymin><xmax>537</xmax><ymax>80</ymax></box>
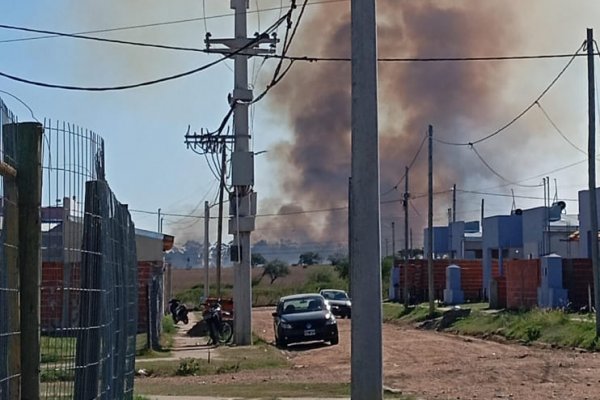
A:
<box><xmin>251</xmin><ymin>307</ymin><xmax>600</xmax><ymax>400</ymax></box>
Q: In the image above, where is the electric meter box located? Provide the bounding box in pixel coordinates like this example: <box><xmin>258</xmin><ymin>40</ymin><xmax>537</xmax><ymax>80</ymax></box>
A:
<box><xmin>231</xmin><ymin>151</ymin><xmax>254</xmax><ymax>186</ymax></box>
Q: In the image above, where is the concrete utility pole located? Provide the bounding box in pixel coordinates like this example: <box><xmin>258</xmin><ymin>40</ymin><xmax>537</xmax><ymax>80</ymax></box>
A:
<box><xmin>403</xmin><ymin>166</ymin><xmax>410</xmax><ymax>307</ymax></box>
<box><xmin>427</xmin><ymin>125</ymin><xmax>435</xmax><ymax>315</ymax></box>
<box><xmin>348</xmin><ymin>176</ymin><xmax>352</xmax><ymax>296</ymax></box>
<box><xmin>351</xmin><ymin>0</ymin><xmax>382</xmax><ymax>398</ymax></box>
<box><xmin>204</xmin><ymin>201</ymin><xmax>210</xmax><ymax>300</ymax></box>
<box><xmin>586</xmin><ymin>28</ymin><xmax>600</xmax><ymax>336</ymax></box>
<box><xmin>205</xmin><ymin>0</ymin><xmax>277</xmax><ymax>345</ymax></box>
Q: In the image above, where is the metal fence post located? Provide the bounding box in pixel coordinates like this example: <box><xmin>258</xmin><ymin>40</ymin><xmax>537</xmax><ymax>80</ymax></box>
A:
<box><xmin>1</xmin><ymin>123</ymin><xmax>20</xmax><ymax>400</ymax></box>
<box><xmin>16</xmin><ymin>122</ymin><xmax>43</xmax><ymax>400</ymax></box>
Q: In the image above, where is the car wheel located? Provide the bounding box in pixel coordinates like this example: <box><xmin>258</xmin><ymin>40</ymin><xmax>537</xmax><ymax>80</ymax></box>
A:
<box><xmin>330</xmin><ymin>335</ymin><xmax>339</xmax><ymax>345</ymax></box>
<box><xmin>276</xmin><ymin>336</ymin><xmax>287</xmax><ymax>348</ymax></box>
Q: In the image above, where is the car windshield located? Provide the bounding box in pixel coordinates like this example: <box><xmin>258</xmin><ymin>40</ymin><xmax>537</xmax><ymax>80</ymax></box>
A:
<box><xmin>321</xmin><ymin>291</ymin><xmax>348</xmax><ymax>301</ymax></box>
<box><xmin>280</xmin><ymin>296</ymin><xmax>325</xmax><ymax>314</ymax></box>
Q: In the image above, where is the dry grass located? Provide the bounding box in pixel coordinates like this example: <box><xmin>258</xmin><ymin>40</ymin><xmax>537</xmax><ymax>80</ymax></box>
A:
<box><xmin>170</xmin><ymin>264</ymin><xmax>334</xmax><ymax>295</ymax></box>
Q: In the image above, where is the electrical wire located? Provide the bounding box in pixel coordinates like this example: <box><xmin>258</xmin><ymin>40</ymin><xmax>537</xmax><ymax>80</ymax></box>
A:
<box><xmin>469</xmin><ymin>145</ymin><xmax>542</xmax><ymax>188</ymax></box>
<box><xmin>434</xmin><ymin>43</ymin><xmax>585</xmax><ymax>147</ymax></box>
<box><xmin>2</xmin><ymin>23</ymin><xmax>596</xmax><ymax>65</ymax></box>
<box><xmin>381</xmin><ymin>132</ymin><xmax>427</xmax><ymax>196</ymax></box>
<box><xmin>248</xmin><ymin>0</ymin><xmax>310</xmax><ymax>106</ymax></box>
<box><xmin>456</xmin><ymin>189</ymin><xmax>577</xmax><ymax>202</ymax></box>
<box><xmin>0</xmin><ymin>12</ymin><xmax>289</xmax><ymax>91</ymax></box>
<box><xmin>0</xmin><ymin>44</ymin><xmax>240</xmax><ymax>91</ymax></box>
<box><xmin>0</xmin><ymin>0</ymin><xmax>347</xmax><ymax>44</ymax></box>
<box><xmin>252</xmin><ymin>52</ymin><xmax>597</xmax><ymax>63</ymax></box>
<box><xmin>536</xmin><ymin>101</ymin><xmax>587</xmax><ymax>156</ymax></box>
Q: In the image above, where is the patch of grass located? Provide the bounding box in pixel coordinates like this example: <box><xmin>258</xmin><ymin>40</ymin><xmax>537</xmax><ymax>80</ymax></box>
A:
<box><xmin>382</xmin><ymin>303</ymin><xmax>442</xmax><ymax>323</ymax></box>
<box><xmin>135</xmin><ymin>342</ymin><xmax>289</xmax><ymax>377</ymax></box>
<box><xmin>162</xmin><ymin>315</ymin><xmax>176</xmax><ymax>334</ymax></box>
<box><xmin>133</xmin><ymin>396</ymin><xmax>151</xmax><ymax>400</ymax></box>
<box><xmin>136</xmin><ymin>316</ymin><xmax>176</xmax><ymax>358</ymax></box>
<box><xmin>40</xmin><ymin>336</ymin><xmax>76</xmax><ymax>364</ymax></box>
<box><xmin>450</xmin><ymin>308</ymin><xmax>600</xmax><ymax>350</ymax></box>
<box><xmin>40</xmin><ymin>368</ymin><xmax>74</xmax><ymax>382</ymax></box>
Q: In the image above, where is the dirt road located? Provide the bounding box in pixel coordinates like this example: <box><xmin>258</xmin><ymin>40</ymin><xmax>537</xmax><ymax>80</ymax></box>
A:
<box><xmin>252</xmin><ymin>307</ymin><xmax>600</xmax><ymax>399</ymax></box>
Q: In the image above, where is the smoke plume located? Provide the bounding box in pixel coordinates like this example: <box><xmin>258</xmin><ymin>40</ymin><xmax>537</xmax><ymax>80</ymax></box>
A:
<box><xmin>256</xmin><ymin>1</ymin><xmax>518</xmax><ymax>247</ymax></box>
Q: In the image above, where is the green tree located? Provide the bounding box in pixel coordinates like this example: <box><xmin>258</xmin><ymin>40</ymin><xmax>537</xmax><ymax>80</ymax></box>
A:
<box><xmin>327</xmin><ymin>252</ymin><xmax>347</xmax><ymax>266</ymax></box>
<box><xmin>262</xmin><ymin>259</ymin><xmax>290</xmax><ymax>284</ymax></box>
<box><xmin>251</xmin><ymin>252</ymin><xmax>266</xmax><ymax>267</ymax></box>
<box><xmin>333</xmin><ymin>257</ymin><xmax>350</xmax><ymax>281</ymax></box>
<box><xmin>299</xmin><ymin>251</ymin><xmax>321</xmax><ymax>266</ymax></box>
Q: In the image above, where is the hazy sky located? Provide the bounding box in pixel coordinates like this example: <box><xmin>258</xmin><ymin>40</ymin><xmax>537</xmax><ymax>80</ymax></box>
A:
<box><xmin>1</xmin><ymin>1</ymin><xmax>600</xmax><ymax>249</ymax></box>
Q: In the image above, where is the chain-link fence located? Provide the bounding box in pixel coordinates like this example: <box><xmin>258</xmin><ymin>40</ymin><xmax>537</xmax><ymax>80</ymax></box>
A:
<box><xmin>40</xmin><ymin>121</ymin><xmax>138</xmax><ymax>399</ymax></box>
<box><xmin>0</xmin><ymin>98</ymin><xmax>20</xmax><ymax>400</ymax></box>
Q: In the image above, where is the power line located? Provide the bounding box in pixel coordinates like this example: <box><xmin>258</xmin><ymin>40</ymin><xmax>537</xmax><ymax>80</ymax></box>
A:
<box><xmin>0</xmin><ymin>45</ymin><xmax>236</xmax><ymax>91</ymax></box>
<box><xmin>1</xmin><ymin>23</ymin><xmax>596</xmax><ymax>65</ymax></box>
<box><xmin>0</xmin><ymin>0</ymin><xmax>347</xmax><ymax>44</ymax></box>
<box><xmin>434</xmin><ymin>43</ymin><xmax>585</xmax><ymax>147</ymax></box>
<box><xmin>254</xmin><ymin>51</ymin><xmax>597</xmax><ymax>63</ymax></box>
<box><xmin>0</xmin><ymin>14</ymin><xmax>288</xmax><ymax>91</ymax></box>
<box><xmin>381</xmin><ymin>131</ymin><xmax>427</xmax><ymax>196</ymax></box>
<box><xmin>456</xmin><ymin>189</ymin><xmax>577</xmax><ymax>202</ymax></box>
<box><xmin>536</xmin><ymin>101</ymin><xmax>588</xmax><ymax>156</ymax></box>
<box><xmin>469</xmin><ymin>145</ymin><xmax>542</xmax><ymax>188</ymax></box>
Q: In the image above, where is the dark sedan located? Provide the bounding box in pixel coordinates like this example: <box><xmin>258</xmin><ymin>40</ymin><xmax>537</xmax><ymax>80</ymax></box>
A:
<box><xmin>320</xmin><ymin>289</ymin><xmax>352</xmax><ymax>318</ymax></box>
<box><xmin>272</xmin><ymin>293</ymin><xmax>339</xmax><ymax>348</ymax></box>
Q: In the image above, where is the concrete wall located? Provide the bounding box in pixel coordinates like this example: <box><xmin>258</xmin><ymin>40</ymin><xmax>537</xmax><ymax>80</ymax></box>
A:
<box><xmin>522</xmin><ymin>207</ymin><xmax>548</xmax><ymax>258</ymax></box>
<box><xmin>482</xmin><ymin>214</ymin><xmax>523</xmax><ymax>296</ymax></box>
<box><xmin>136</xmin><ymin>233</ymin><xmax>165</xmax><ymax>262</ymax></box>
<box><xmin>578</xmin><ymin>188</ymin><xmax>600</xmax><ymax>258</ymax></box>
<box><xmin>424</xmin><ymin>226</ymin><xmax>449</xmax><ymax>256</ymax></box>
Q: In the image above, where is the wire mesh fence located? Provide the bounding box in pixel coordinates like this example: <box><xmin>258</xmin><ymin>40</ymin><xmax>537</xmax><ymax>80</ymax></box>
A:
<box><xmin>0</xmin><ymin>98</ymin><xmax>20</xmax><ymax>400</ymax></box>
<box><xmin>40</xmin><ymin>121</ymin><xmax>138</xmax><ymax>399</ymax></box>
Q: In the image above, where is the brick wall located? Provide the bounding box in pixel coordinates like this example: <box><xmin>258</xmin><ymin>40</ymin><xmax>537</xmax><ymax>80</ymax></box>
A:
<box><xmin>41</xmin><ymin>260</ymin><xmax>162</xmax><ymax>333</ymax></box>
<box><xmin>394</xmin><ymin>259</ymin><xmax>496</xmax><ymax>303</ymax></box>
<box><xmin>41</xmin><ymin>262</ymin><xmax>81</xmax><ymax>331</ymax></box>
<box><xmin>504</xmin><ymin>259</ymin><xmax>540</xmax><ymax>309</ymax></box>
<box><xmin>138</xmin><ymin>261</ymin><xmax>164</xmax><ymax>333</ymax></box>
<box><xmin>563</xmin><ymin>258</ymin><xmax>594</xmax><ymax>309</ymax></box>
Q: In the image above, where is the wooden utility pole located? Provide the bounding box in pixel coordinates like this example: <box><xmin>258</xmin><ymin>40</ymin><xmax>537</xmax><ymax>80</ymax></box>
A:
<box><xmin>216</xmin><ymin>143</ymin><xmax>226</xmax><ymax>298</ymax></box>
<box><xmin>17</xmin><ymin>122</ymin><xmax>43</xmax><ymax>400</ymax></box>
<box><xmin>586</xmin><ymin>28</ymin><xmax>600</xmax><ymax>336</ymax></box>
<box><xmin>427</xmin><ymin>125</ymin><xmax>435</xmax><ymax>315</ymax></box>
<box><xmin>351</xmin><ymin>0</ymin><xmax>382</xmax><ymax>397</ymax></box>
<box><xmin>403</xmin><ymin>166</ymin><xmax>410</xmax><ymax>307</ymax></box>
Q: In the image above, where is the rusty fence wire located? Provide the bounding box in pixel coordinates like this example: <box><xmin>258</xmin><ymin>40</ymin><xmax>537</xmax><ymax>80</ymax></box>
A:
<box><xmin>41</xmin><ymin>120</ymin><xmax>138</xmax><ymax>399</ymax></box>
<box><xmin>0</xmin><ymin>98</ymin><xmax>19</xmax><ymax>399</ymax></box>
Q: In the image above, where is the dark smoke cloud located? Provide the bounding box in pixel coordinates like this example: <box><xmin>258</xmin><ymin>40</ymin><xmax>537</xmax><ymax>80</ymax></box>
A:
<box><xmin>255</xmin><ymin>1</ymin><xmax>518</xmax><ymax>246</ymax></box>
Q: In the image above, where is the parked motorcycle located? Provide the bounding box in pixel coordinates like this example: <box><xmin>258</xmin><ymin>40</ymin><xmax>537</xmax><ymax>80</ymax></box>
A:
<box><xmin>202</xmin><ymin>299</ymin><xmax>233</xmax><ymax>345</ymax></box>
<box><xmin>168</xmin><ymin>298</ymin><xmax>189</xmax><ymax>325</ymax></box>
